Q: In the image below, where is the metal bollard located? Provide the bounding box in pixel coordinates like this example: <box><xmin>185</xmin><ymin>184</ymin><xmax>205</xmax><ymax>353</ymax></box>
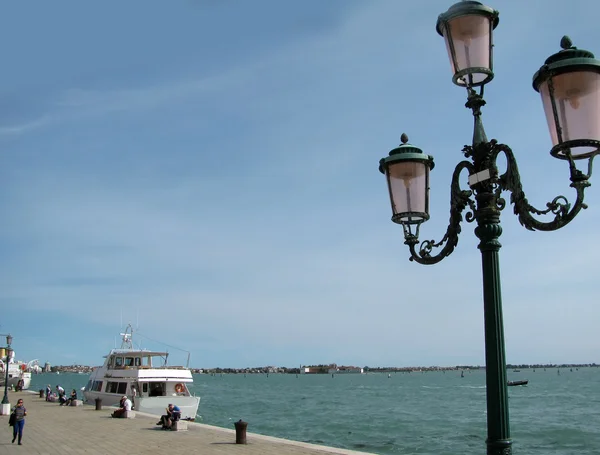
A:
<box><xmin>234</xmin><ymin>419</ymin><xmax>248</xmax><ymax>444</ymax></box>
<box><xmin>95</xmin><ymin>398</ymin><xmax>102</xmax><ymax>410</ymax></box>
<box><xmin>39</xmin><ymin>389</ymin><xmax>44</xmax><ymax>398</ymax></box>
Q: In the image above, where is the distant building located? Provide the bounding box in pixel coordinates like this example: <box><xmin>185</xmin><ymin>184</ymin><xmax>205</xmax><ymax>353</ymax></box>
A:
<box><xmin>301</xmin><ymin>367</ymin><xmax>322</xmax><ymax>374</ymax></box>
<box><xmin>328</xmin><ymin>366</ymin><xmax>364</xmax><ymax>374</ymax></box>
<box><xmin>301</xmin><ymin>364</ymin><xmax>364</xmax><ymax>374</ymax></box>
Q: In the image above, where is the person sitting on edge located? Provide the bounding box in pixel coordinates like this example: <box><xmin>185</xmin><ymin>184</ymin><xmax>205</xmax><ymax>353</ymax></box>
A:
<box><xmin>62</xmin><ymin>389</ymin><xmax>77</xmax><ymax>406</ymax></box>
<box><xmin>158</xmin><ymin>403</ymin><xmax>181</xmax><ymax>429</ymax></box>
<box><xmin>112</xmin><ymin>396</ymin><xmax>132</xmax><ymax>418</ymax></box>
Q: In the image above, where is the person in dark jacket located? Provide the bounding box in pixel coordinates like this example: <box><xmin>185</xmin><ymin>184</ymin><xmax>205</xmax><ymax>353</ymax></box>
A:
<box><xmin>11</xmin><ymin>398</ymin><xmax>27</xmax><ymax>445</ymax></box>
<box><xmin>63</xmin><ymin>389</ymin><xmax>78</xmax><ymax>406</ymax></box>
<box><xmin>158</xmin><ymin>403</ymin><xmax>181</xmax><ymax>429</ymax></box>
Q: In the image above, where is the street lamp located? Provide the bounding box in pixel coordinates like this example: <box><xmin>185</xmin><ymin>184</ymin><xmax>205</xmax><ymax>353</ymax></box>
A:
<box><xmin>378</xmin><ymin>2</ymin><xmax>600</xmax><ymax>455</ymax></box>
<box><xmin>2</xmin><ymin>334</ymin><xmax>13</xmax><ymax>405</ymax></box>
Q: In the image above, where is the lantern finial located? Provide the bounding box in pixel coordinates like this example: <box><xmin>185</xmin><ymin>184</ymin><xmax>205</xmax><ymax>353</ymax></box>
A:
<box><xmin>560</xmin><ymin>36</ymin><xmax>573</xmax><ymax>50</ymax></box>
<box><xmin>401</xmin><ymin>133</ymin><xmax>409</xmax><ymax>144</ymax></box>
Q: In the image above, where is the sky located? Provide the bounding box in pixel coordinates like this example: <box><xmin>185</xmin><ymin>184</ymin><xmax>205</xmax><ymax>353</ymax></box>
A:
<box><xmin>1</xmin><ymin>0</ymin><xmax>599</xmax><ymax>369</ymax></box>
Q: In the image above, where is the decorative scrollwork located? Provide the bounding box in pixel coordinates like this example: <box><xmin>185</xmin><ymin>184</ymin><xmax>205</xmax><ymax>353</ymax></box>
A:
<box><xmin>405</xmin><ymin>160</ymin><xmax>475</xmax><ymax>264</ymax></box>
<box><xmin>492</xmin><ymin>142</ymin><xmax>591</xmax><ymax>231</ymax></box>
<box><xmin>398</xmin><ymin>87</ymin><xmax>594</xmax><ymax>264</ymax></box>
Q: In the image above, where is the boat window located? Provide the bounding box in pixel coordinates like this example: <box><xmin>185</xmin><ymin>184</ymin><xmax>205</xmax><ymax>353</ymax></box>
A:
<box><xmin>142</xmin><ymin>383</ymin><xmax>148</xmax><ymax>393</ymax></box>
<box><xmin>93</xmin><ymin>381</ymin><xmax>103</xmax><ymax>392</ymax></box>
<box><xmin>106</xmin><ymin>382</ymin><xmax>119</xmax><ymax>393</ymax></box>
<box><xmin>125</xmin><ymin>357</ymin><xmax>134</xmax><ymax>367</ymax></box>
<box><xmin>117</xmin><ymin>383</ymin><xmax>127</xmax><ymax>394</ymax></box>
<box><xmin>134</xmin><ymin>358</ymin><xmax>141</xmax><ymax>366</ymax></box>
<box><xmin>107</xmin><ymin>357</ymin><xmax>113</xmax><ymax>368</ymax></box>
<box><xmin>149</xmin><ymin>382</ymin><xmax>165</xmax><ymax>397</ymax></box>
<box><xmin>115</xmin><ymin>357</ymin><xmax>123</xmax><ymax>367</ymax></box>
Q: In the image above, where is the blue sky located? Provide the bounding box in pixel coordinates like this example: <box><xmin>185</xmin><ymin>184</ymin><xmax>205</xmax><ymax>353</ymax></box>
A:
<box><xmin>1</xmin><ymin>0</ymin><xmax>599</xmax><ymax>369</ymax></box>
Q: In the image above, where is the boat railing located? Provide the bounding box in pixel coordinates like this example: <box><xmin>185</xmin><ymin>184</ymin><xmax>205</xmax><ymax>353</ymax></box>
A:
<box><xmin>109</xmin><ymin>365</ymin><xmax>190</xmax><ymax>371</ymax></box>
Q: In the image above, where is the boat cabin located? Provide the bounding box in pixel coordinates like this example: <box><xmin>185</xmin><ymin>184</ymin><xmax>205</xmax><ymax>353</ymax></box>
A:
<box><xmin>107</xmin><ymin>354</ymin><xmax>155</xmax><ymax>369</ymax></box>
<box><xmin>86</xmin><ymin>377</ymin><xmax>190</xmax><ymax>397</ymax></box>
<box><xmin>86</xmin><ymin>350</ymin><xmax>191</xmax><ymax>398</ymax></box>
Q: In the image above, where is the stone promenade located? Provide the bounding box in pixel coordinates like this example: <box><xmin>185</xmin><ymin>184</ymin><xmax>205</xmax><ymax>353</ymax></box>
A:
<box><xmin>0</xmin><ymin>391</ymin><xmax>375</xmax><ymax>455</ymax></box>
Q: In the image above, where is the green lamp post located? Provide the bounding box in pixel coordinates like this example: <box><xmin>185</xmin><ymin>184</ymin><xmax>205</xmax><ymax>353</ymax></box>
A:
<box><xmin>2</xmin><ymin>334</ymin><xmax>13</xmax><ymax>405</ymax></box>
<box><xmin>378</xmin><ymin>2</ymin><xmax>600</xmax><ymax>455</ymax></box>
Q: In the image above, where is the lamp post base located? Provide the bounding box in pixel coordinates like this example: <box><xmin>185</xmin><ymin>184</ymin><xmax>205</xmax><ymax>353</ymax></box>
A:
<box><xmin>0</xmin><ymin>402</ymin><xmax>10</xmax><ymax>415</ymax></box>
<box><xmin>487</xmin><ymin>438</ymin><xmax>512</xmax><ymax>455</ymax></box>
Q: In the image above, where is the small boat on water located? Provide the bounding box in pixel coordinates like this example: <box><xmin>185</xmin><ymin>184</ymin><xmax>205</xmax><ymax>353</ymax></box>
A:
<box><xmin>82</xmin><ymin>325</ymin><xmax>200</xmax><ymax>420</ymax></box>
<box><xmin>507</xmin><ymin>379</ymin><xmax>528</xmax><ymax>386</ymax></box>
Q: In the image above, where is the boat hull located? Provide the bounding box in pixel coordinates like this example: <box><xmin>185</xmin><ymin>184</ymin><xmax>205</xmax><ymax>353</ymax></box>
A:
<box><xmin>0</xmin><ymin>369</ymin><xmax>31</xmax><ymax>390</ymax></box>
<box><xmin>83</xmin><ymin>391</ymin><xmax>200</xmax><ymax>420</ymax></box>
<box><xmin>135</xmin><ymin>395</ymin><xmax>200</xmax><ymax>420</ymax></box>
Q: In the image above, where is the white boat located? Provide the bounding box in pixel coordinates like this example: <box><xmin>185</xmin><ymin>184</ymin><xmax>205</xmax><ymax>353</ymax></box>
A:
<box><xmin>82</xmin><ymin>325</ymin><xmax>200</xmax><ymax>420</ymax></box>
<box><xmin>0</xmin><ymin>349</ymin><xmax>35</xmax><ymax>391</ymax></box>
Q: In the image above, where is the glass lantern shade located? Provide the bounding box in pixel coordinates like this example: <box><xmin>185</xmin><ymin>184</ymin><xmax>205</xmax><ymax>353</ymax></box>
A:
<box><xmin>538</xmin><ymin>71</ymin><xmax>600</xmax><ymax>159</ymax></box>
<box><xmin>533</xmin><ymin>37</ymin><xmax>600</xmax><ymax>160</ymax></box>
<box><xmin>436</xmin><ymin>1</ymin><xmax>499</xmax><ymax>87</ymax></box>
<box><xmin>6</xmin><ymin>335</ymin><xmax>12</xmax><ymax>346</ymax></box>
<box><xmin>379</xmin><ymin>136</ymin><xmax>434</xmax><ymax>226</ymax></box>
<box><xmin>385</xmin><ymin>161</ymin><xmax>430</xmax><ymax>224</ymax></box>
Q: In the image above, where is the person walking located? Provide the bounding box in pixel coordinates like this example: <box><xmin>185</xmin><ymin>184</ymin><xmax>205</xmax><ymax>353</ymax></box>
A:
<box><xmin>11</xmin><ymin>398</ymin><xmax>27</xmax><ymax>445</ymax></box>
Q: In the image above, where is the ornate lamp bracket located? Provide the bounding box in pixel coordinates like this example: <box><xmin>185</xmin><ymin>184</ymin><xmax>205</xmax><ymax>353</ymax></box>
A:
<box><xmin>491</xmin><ymin>142</ymin><xmax>593</xmax><ymax>231</ymax></box>
<box><xmin>405</xmin><ymin>160</ymin><xmax>476</xmax><ymax>264</ymax></box>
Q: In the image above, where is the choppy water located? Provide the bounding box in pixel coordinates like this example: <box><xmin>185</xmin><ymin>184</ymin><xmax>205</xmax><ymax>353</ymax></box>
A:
<box><xmin>31</xmin><ymin>367</ymin><xmax>600</xmax><ymax>454</ymax></box>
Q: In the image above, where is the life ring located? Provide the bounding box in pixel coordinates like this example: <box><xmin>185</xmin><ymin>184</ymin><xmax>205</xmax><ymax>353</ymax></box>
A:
<box><xmin>174</xmin><ymin>383</ymin><xmax>184</xmax><ymax>393</ymax></box>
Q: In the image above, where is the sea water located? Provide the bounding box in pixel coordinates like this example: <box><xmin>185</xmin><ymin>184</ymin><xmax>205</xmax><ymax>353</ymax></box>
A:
<box><xmin>30</xmin><ymin>367</ymin><xmax>600</xmax><ymax>455</ymax></box>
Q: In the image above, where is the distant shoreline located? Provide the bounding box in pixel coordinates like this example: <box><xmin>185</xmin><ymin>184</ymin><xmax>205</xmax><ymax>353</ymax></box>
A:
<box><xmin>46</xmin><ymin>362</ymin><xmax>599</xmax><ymax>375</ymax></box>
